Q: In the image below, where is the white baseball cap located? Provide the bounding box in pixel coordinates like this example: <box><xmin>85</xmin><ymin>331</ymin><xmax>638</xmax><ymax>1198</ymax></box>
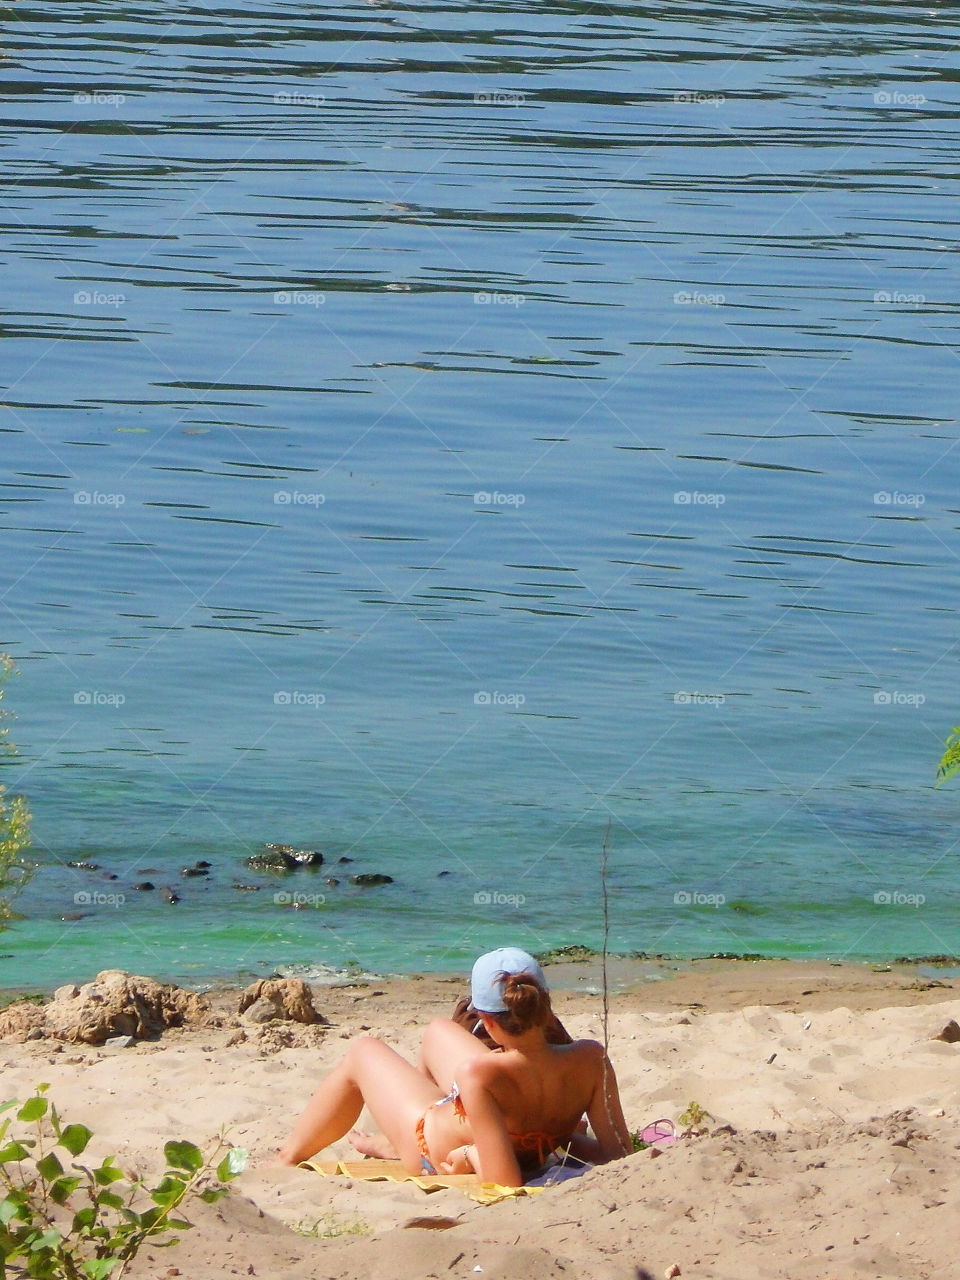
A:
<box><xmin>470</xmin><ymin>947</ymin><xmax>547</xmax><ymax>1013</ymax></box>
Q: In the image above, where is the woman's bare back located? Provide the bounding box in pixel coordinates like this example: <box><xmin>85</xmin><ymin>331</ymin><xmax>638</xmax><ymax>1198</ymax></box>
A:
<box><xmin>425</xmin><ymin>1037</ymin><xmax>606</xmax><ymax>1162</ymax></box>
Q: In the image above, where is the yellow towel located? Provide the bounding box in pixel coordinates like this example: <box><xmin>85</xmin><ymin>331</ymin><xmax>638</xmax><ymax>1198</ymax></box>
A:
<box><xmin>301</xmin><ymin>1157</ymin><xmax>544</xmax><ymax>1205</ymax></box>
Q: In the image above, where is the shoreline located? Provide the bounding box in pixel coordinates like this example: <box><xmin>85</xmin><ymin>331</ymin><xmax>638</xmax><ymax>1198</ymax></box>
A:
<box><xmin>4</xmin><ymin>952</ymin><xmax>958</xmax><ymax>1013</ymax></box>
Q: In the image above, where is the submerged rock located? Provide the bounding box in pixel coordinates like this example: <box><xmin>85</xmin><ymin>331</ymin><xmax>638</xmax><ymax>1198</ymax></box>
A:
<box><xmin>247</xmin><ymin>849</ymin><xmax>296</xmax><ymax>871</ymax></box>
<box><xmin>247</xmin><ymin>845</ymin><xmax>323</xmax><ymax>872</ymax></box>
<box><xmin>349</xmin><ymin>873</ymin><xmax>394</xmax><ymax>887</ymax></box>
<box><xmin>290</xmin><ymin>849</ymin><xmax>323</xmax><ymax>866</ymax></box>
<box><xmin>535</xmin><ymin>945</ymin><xmax>598</xmax><ymax>964</ymax></box>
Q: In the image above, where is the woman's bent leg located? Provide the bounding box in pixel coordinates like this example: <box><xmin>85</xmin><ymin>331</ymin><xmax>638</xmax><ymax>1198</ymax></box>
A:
<box><xmin>419</xmin><ymin>1018</ymin><xmax>491</xmax><ymax>1092</ymax></box>
<box><xmin>276</xmin><ymin>1036</ymin><xmax>443</xmax><ymax>1171</ymax></box>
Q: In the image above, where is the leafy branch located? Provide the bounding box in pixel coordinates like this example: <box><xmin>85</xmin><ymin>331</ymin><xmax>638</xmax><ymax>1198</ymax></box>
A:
<box><xmin>0</xmin><ymin>1084</ymin><xmax>247</xmax><ymax>1280</ymax></box>
<box><xmin>936</xmin><ymin>727</ymin><xmax>960</xmax><ymax>787</ymax></box>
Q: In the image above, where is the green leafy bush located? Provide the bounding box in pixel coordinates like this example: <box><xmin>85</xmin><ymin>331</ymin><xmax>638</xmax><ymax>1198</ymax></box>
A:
<box><xmin>937</xmin><ymin>727</ymin><xmax>960</xmax><ymax>786</ymax></box>
<box><xmin>677</xmin><ymin>1101</ymin><xmax>712</xmax><ymax>1133</ymax></box>
<box><xmin>0</xmin><ymin>1084</ymin><xmax>247</xmax><ymax>1279</ymax></box>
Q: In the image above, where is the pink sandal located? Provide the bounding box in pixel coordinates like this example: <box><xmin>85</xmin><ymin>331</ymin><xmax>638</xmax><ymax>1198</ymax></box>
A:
<box><xmin>639</xmin><ymin>1118</ymin><xmax>677</xmax><ymax>1148</ymax></box>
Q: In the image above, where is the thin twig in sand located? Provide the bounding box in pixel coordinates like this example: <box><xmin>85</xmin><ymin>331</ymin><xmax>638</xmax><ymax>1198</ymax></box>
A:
<box><xmin>598</xmin><ymin>820</ymin><xmax>628</xmax><ymax>1155</ymax></box>
<box><xmin>601</xmin><ymin>818</ymin><xmax>611</xmax><ymax>1053</ymax></box>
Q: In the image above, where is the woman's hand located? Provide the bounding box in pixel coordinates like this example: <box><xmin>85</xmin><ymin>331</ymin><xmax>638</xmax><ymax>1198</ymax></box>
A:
<box><xmin>439</xmin><ymin>1144</ymin><xmax>475</xmax><ymax>1174</ymax></box>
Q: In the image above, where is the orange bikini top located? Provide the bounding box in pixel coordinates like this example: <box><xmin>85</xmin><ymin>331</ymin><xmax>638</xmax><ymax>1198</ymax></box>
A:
<box><xmin>448</xmin><ymin>1087</ymin><xmax>564</xmax><ymax>1162</ymax></box>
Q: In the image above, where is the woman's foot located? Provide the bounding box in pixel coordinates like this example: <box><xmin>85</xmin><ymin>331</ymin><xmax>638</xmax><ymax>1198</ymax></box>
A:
<box><xmin>348</xmin><ymin>1128</ymin><xmax>398</xmax><ymax>1159</ymax></box>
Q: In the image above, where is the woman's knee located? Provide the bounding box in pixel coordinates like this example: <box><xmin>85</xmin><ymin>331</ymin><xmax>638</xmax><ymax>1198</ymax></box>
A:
<box><xmin>422</xmin><ymin>1017</ymin><xmax>456</xmax><ymax>1047</ymax></box>
<box><xmin>344</xmin><ymin>1034</ymin><xmax>386</xmax><ymax>1070</ymax></box>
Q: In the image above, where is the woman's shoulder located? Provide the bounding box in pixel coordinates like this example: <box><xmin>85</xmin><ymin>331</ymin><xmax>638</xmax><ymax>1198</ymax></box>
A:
<box><xmin>565</xmin><ymin>1037</ymin><xmax>606</xmax><ymax>1059</ymax></box>
<box><xmin>551</xmin><ymin>1037</ymin><xmax>607</xmax><ymax>1075</ymax></box>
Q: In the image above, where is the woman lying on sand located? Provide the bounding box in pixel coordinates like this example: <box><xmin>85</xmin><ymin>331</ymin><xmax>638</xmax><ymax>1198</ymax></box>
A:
<box><xmin>276</xmin><ymin>947</ymin><xmax>632</xmax><ymax>1186</ymax></box>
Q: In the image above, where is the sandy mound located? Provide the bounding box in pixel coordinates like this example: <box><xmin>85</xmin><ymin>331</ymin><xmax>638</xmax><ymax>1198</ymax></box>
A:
<box><xmin>0</xmin><ymin>970</ymin><xmax>210</xmax><ymax>1044</ymax></box>
<box><xmin>122</xmin><ymin>1109</ymin><xmax>957</xmax><ymax>1280</ymax></box>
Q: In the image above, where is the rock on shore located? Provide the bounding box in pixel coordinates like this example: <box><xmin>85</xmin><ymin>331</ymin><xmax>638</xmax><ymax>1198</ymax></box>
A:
<box><xmin>0</xmin><ymin>970</ymin><xmax>210</xmax><ymax>1044</ymax></box>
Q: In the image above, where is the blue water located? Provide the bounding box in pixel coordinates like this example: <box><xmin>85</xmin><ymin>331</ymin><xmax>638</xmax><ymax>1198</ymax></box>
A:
<box><xmin>2</xmin><ymin>0</ymin><xmax>959</xmax><ymax>990</ymax></box>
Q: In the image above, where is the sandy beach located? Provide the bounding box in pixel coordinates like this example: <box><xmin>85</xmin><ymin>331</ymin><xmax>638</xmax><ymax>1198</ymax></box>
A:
<box><xmin>2</xmin><ymin>958</ymin><xmax>958</xmax><ymax>1280</ymax></box>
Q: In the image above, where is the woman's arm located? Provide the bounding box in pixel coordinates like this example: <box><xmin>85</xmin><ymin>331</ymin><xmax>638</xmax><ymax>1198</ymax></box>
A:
<box><xmin>454</xmin><ymin>1060</ymin><xmax>523</xmax><ymax>1186</ymax></box>
<box><xmin>585</xmin><ymin>1044</ymin><xmax>632</xmax><ymax>1163</ymax></box>
<box><xmin>562</xmin><ymin>1129</ymin><xmax>602</xmax><ymax>1164</ymax></box>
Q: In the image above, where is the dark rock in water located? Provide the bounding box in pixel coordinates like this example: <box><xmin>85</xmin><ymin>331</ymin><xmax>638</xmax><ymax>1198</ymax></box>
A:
<box><xmin>290</xmin><ymin>849</ymin><xmax>323</xmax><ymax>866</ymax></box>
<box><xmin>707</xmin><ymin>952</ymin><xmax>764</xmax><ymax>961</ymax></box>
<box><xmin>247</xmin><ymin>849</ymin><xmax>299</xmax><ymax>872</ymax></box>
<box><xmin>133</xmin><ymin>882</ymin><xmax>155</xmax><ymax>892</ymax></box>
<box><xmin>338</xmin><ymin>856</ymin><xmax>354</xmax><ymax>864</ymax></box>
<box><xmin>325</xmin><ymin>878</ymin><xmax>340</xmax><ymax>888</ymax></box>
<box><xmin>233</xmin><ymin>883</ymin><xmax>261</xmax><ymax>892</ymax></box>
<box><xmin>60</xmin><ymin>912</ymin><xmax>87</xmax><ymax>922</ymax></box>
<box><xmin>181</xmin><ymin>865</ymin><xmax>210</xmax><ymax>877</ymax></box>
<box><xmin>195</xmin><ymin>860</ymin><xmax>212</xmax><ymax>868</ymax></box>
<box><xmin>160</xmin><ymin>887</ymin><xmax>180</xmax><ymax>904</ymax></box>
<box><xmin>105</xmin><ymin>873</ymin><xmax>119</xmax><ymax>881</ymax></box>
<box><xmin>894</xmin><ymin>954</ymin><xmax>959</xmax><ymax>965</ymax></box>
<box><xmin>535</xmin><ymin>945</ymin><xmax>599</xmax><ymax>964</ymax></box>
<box><xmin>437</xmin><ymin>870</ymin><xmax>452</xmax><ymax>877</ymax></box>
<box><xmin>246</xmin><ymin>846</ymin><xmax>322</xmax><ymax>871</ymax></box>
<box><xmin>67</xmin><ymin>861</ymin><xmax>100</xmax><ymax>871</ymax></box>
<box><xmin>349</xmin><ymin>873</ymin><xmax>394</xmax><ymax>887</ymax></box>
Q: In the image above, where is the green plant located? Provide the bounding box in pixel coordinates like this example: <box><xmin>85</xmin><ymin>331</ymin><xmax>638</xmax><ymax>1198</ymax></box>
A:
<box><xmin>936</xmin><ymin>727</ymin><xmax>960</xmax><ymax>786</ymax></box>
<box><xmin>677</xmin><ymin>1101</ymin><xmax>712</xmax><ymax>1133</ymax></box>
<box><xmin>0</xmin><ymin>655</ymin><xmax>32</xmax><ymax>924</ymax></box>
<box><xmin>0</xmin><ymin>1085</ymin><xmax>247</xmax><ymax>1279</ymax></box>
